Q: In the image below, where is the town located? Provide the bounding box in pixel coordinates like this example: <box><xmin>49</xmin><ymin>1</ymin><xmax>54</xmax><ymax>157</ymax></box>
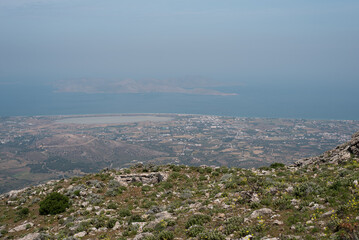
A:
<box><xmin>1</xmin><ymin>114</ymin><xmax>359</xmax><ymax>193</ymax></box>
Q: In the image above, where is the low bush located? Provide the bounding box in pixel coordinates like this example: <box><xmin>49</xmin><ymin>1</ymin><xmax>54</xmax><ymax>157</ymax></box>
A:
<box><xmin>270</xmin><ymin>162</ymin><xmax>285</xmax><ymax>169</ymax></box>
<box><xmin>16</xmin><ymin>207</ymin><xmax>29</xmax><ymax>217</ymax></box>
<box><xmin>157</xmin><ymin>230</ymin><xmax>174</xmax><ymax>240</ymax></box>
<box><xmin>39</xmin><ymin>192</ymin><xmax>70</xmax><ymax>215</ymax></box>
<box><xmin>185</xmin><ymin>214</ymin><xmax>211</xmax><ymax>229</ymax></box>
<box><xmin>128</xmin><ymin>215</ymin><xmax>144</xmax><ymax>224</ymax></box>
<box><xmin>224</xmin><ymin>216</ymin><xmax>244</xmax><ymax>235</ymax></box>
<box><xmin>197</xmin><ymin>230</ymin><xmax>225</xmax><ymax>240</ymax></box>
<box><xmin>142</xmin><ymin>185</ymin><xmax>151</xmax><ymax>192</ymax></box>
<box><xmin>107</xmin><ymin>202</ymin><xmax>118</xmax><ymax>209</ymax></box>
<box><xmin>273</xmin><ymin>196</ymin><xmax>292</xmax><ymax>210</ymax></box>
<box><xmin>187</xmin><ymin>225</ymin><xmax>205</xmax><ymax>237</ymax></box>
<box><xmin>107</xmin><ymin>218</ymin><xmax>117</xmax><ymax>229</ymax></box>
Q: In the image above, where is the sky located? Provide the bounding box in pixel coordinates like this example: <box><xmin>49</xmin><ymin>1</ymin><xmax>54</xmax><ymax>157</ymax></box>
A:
<box><xmin>0</xmin><ymin>0</ymin><xmax>358</xmax><ymax>86</ymax></box>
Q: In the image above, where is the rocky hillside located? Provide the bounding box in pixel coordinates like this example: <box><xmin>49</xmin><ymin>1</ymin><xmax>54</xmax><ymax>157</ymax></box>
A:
<box><xmin>1</xmin><ymin>132</ymin><xmax>359</xmax><ymax>240</ymax></box>
<box><xmin>295</xmin><ymin>131</ymin><xmax>359</xmax><ymax>166</ymax></box>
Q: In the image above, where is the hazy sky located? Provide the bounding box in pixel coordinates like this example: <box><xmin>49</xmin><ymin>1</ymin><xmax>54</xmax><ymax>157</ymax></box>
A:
<box><xmin>0</xmin><ymin>0</ymin><xmax>358</xmax><ymax>85</ymax></box>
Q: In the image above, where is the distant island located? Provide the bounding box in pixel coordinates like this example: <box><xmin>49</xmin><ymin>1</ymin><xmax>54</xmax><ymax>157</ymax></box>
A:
<box><xmin>55</xmin><ymin>78</ymin><xmax>238</xmax><ymax>96</ymax></box>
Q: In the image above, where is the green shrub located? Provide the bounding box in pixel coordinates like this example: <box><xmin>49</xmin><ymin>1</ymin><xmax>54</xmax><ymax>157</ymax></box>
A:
<box><xmin>170</xmin><ymin>165</ymin><xmax>182</xmax><ymax>172</ymax></box>
<box><xmin>76</xmin><ymin>221</ymin><xmax>91</xmax><ymax>232</ymax></box>
<box><xmin>233</xmin><ymin>226</ymin><xmax>251</xmax><ymax>238</ymax></box>
<box><xmin>133</xmin><ymin>182</ymin><xmax>143</xmax><ymax>187</ymax></box>
<box><xmin>286</xmin><ymin>213</ymin><xmax>303</xmax><ymax>226</ymax></box>
<box><xmin>119</xmin><ymin>208</ymin><xmax>132</xmax><ymax>217</ymax></box>
<box><xmin>14</xmin><ymin>207</ymin><xmax>30</xmax><ymax>222</ymax></box>
<box><xmin>294</xmin><ymin>223</ymin><xmax>305</xmax><ymax>233</ymax></box>
<box><xmin>142</xmin><ymin>235</ymin><xmax>156</xmax><ymax>240</ymax></box>
<box><xmin>187</xmin><ymin>225</ymin><xmax>205</xmax><ymax>237</ymax></box>
<box><xmin>260</xmin><ymin>197</ymin><xmax>272</xmax><ymax>206</ymax></box>
<box><xmin>169</xmin><ymin>172</ymin><xmax>188</xmax><ymax>181</ymax></box>
<box><xmin>107</xmin><ymin>202</ymin><xmax>118</xmax><ymax>209</ymax></box>
<box><xmin>293</xmin><ymin>182</ymin><xmax>321</xmax><ymax>198</ymax></box>
<box><xmin>166</xmin><ymin>219</ymin><xmax>176</xmax><ymax>226</ymax></box>
<box><xmin>224</xmin><ymin>216</ymin><xmax>244</xmax><ymax>235</ymax></box>
<box><xmin>87</xmin><ymin>193</ymin><xmax>104</xmax><ymax>205</ymax></box>
<box><xmin>91</xmin><ymin>215</ymin><xmax>108</xmax><ymax>228</ymax></box>
<box><xmin>99</xmin><ymin>233</ymin><xmax>110</xmax><ymax>239</ymax></box>
<box><xmin>199</xmin><ymin>175</ymin><xmax>207</xmax><ymax>181</ymax></box>
<box><xmin>221</xmin><ymin>192</ymin><xmax>228</xmax><ymax>198</ymax></box>
<box><xmin>128</xmin><ymin>215</ymin><xmax>144</xmax><ymax>224</ymax></box>
<box><xmin>161</xmin><ymin>182</ymin><xmax>173</xmax><ymax>189</ymax></box>
<box><xmin>249</xmin><ymin>201</ymin><xmax>260</xmax><ymax>209</ymax></box>
<box><xmin>157</xmin><ymin>230</ymin><xmax>174</xmax><ymax>240</ymax></box>
<box><xmin>142</xmin><ymin>185</ymin><xmax>151</xmax><ymax>192</ymax></box>
<box><xmin>141</xmin><ymin>199</ymin><xmax>156</xmax><ymax>209</ymax></box>
<box><xmin>197</xmin><ymin>230</ymin><xmax>225</xmax><ymax>240</ymax></box>
<box><xmin>99</xmin><ymin>173</ymin><xmax>111</xmax><ymax>181</ymax></box>
<box><xmin>107</xmin><ymin>218</ymin><xmax>117</xmax><ymax>229</ymax></box>
<box><xmin>270</xmin><ymin>162</ymin><xmax>285</xmax><ymax>169</ymax></box>
<box><xmin>106</xmin><ymin>186</ymin><xmax>127</xmax><ymax>197</ymax></box>
<box><xmin>39</xmin><ymin>192</ymin><xmax>70</xmax><ymax>215</ymax></box>
<box><xmin>205</xmin><ymin>167</ymin><xmax>213</xmax><ymax>173</ymax></box>
<box><xmin>273</xmin><ymin>197</ymin><xmax>292</xmax><ymax>210</ymax></box>
<box><xmin>185</xmin><ymin>214</ymin><xmax>211</xmax><ymax>229</ymax></box>
<box><xmin>17</xmin><ymin>207</ymin><xmax>30</xmax><ymax>217</ymax></box>
<box><xmin>122</xmin><ymin>224</ymin><xmax>139</xmax><ymax>237</ymax></box>
<box><xmin>154</xmin><ymin>221</ymin><xmax>167</xmax><ymax>232</ymax></box>
<box><xmin>225</xmin><ymin>181</ymin><xmax>237</xmax><ymax>189</ymax></box>
<box><xmin>211</xmin><ymin>171</ymin><xmax>220</xmax><ymax>177</ymax></box>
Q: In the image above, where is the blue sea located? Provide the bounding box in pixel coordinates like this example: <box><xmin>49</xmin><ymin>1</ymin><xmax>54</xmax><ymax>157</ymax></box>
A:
<box><xmin>0</xmin><ymin>82</ymin><xmax>358</xmax><ymax>120</ymax></box>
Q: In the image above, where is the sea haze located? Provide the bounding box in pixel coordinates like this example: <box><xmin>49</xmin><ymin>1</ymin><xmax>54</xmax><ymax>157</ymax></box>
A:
<box><xmin>1</xmin><ymin>82</ymin><xmax>358</xmax><ymax>120</ymax></box>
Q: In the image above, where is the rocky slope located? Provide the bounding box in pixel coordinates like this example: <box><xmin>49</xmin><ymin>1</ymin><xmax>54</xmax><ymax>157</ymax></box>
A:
<box><xmin>295</xmin><ymin>130</ymin><xmax>359</xmax><ymax>166</ymax></box>
<box><xmin>1</xmin><ymin>132</ymin><xmax>359</xmax><ymax>240</ymax></box>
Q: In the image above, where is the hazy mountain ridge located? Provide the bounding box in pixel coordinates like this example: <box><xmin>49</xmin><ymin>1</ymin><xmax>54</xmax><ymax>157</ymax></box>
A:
<box><xmin>1</xmin><ymin>131</ymin><xmax>359</xmax><ymax>239</ymax></box>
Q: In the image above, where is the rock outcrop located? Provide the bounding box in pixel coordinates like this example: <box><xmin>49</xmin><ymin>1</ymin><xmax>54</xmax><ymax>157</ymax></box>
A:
<box><xmin>114</xmin><ymin>172</ymin><xmax>168</xmax><ymax>186</ymax></box>
<box><xmin>295</xmin><ymin>130</ymin><xmax>359</xmax><ymax>166</ymax></box>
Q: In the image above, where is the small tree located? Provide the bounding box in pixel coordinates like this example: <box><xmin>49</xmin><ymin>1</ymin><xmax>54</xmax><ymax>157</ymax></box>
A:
<box><xmin>270</xmin><ymin>162</ymin><xmax>285</xmax><ymax>169</ymax></box>
<box><xmin>39</xmin><ymin>192</ymin><xmax>70</xmax><ymax>215</ymax></box>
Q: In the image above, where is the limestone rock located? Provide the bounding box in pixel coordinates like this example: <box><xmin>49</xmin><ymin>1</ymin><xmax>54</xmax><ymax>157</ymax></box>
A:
<box><xmin>249</xmin><ymin>208</ymin><xmax>274</xmax><ymax>219</ymax></box>
<box><xmin>155</xmin><ymin>211</ymin><xmax>173</xmax><ymax>221</ymax></box>
<box><xmin>322</xmin><ymin>210</ymin><xmax>335</xmax><ymax>218</ymax></box>
<box><xmin>74</xmin><ymin>231</ymin><xmax>86</xmax><ymax>238</ymax></box>
<box><xmin>113</xmin><ymin>221</ymin><xmax>121</xmax><ymax>230</ymax></box>
<box><xmin>309</xmin><ymin>203</ymin><xmax>325</xmax><ymax>210</ymax></box>
<box><xmin>17</xmin><ymin>233</ymin><xmax>40</xmax><ymax>240</ymax></box>
<box><xmin>133</xmin><ymin>233</ymin><xmax>154</xmax><ymax>240</ymax></box>
<box><xmin>273</xmin><ymin>220</ymin><xmax>283</xmax><ymax>225</ymax></box>
<box><xmin>240</xmin><ymin>235</ymin><xmax>253</xmax><ymax>240</ymax></box>
<box><xmin>239</xmin><ymin>191</ymin><xmax>260</xmax><ymax>204</ymax></box>
<box><xmin>9</xmin><ymin>221</ymin><xmax>33</xmax><ymax>232</ymax></box>
<box><xmin>114</xmin><ymin>172</ymin><xmax>168</xmax><ymax>185</ymax></box>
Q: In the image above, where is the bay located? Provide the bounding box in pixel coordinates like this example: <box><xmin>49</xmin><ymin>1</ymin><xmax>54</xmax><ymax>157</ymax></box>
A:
<box><xmin>0</xmin><ymin>82</ymin><xmax>358</xmax><ymax>120</ymax></box>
